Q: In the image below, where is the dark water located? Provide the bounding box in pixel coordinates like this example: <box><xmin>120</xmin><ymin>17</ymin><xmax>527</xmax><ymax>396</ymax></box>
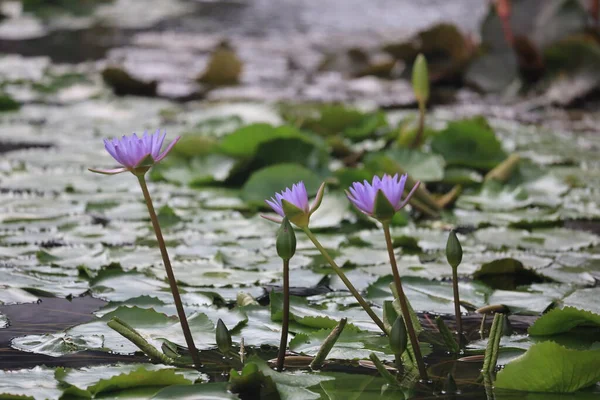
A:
<box><xmin>0</xmin><ymin>296</ymin><xmax>145</xmax><ymax>369</ymax></box>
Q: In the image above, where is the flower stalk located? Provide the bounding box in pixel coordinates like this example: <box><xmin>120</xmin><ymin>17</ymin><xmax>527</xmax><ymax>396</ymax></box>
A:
<box><xmin>137</xmin><ymin>175</ymin><xmax>202</xmax><ymax>369</ymax></box>
<box><xmin>446</xmin><ymin>230</ymin><xmax>464</xmax><ymax>349</ymax></box>
<box><xmin>302</xmin><ymin>227</ymin><xmax>388</xmax><ymax>335</ymax></box>
<box><xmin>275</xmin><ymin>217</ymin><xmax>296</xmax><ymax>372</ymax></box>
<box><xmin>277</xmin><ymin>258</ymin><xmax>290</xmax><ymax>372</ymax></box>
<box><xmin>382</xmin><ymin>222</ymin><xmax>428</xmax><ymax>381</ymax></box>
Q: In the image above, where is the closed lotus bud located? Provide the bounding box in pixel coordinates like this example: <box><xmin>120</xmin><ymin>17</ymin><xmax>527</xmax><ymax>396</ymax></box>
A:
<box><xmin>412</xmin><ymin>54</ymin><xmax>429</xmax><ymax>106</ymax></box>
<box><xmin>276</xmin><ymin>217</ymin><xmax>296</xmax><ymax>261</ymax></box>
<box><xmin>446</xmin><ymin>230</ymin><xmax>463</xmax><ymax>269</ymax></box>
<box><xmin>216</xmin><ymin>318</ymin><xmax>232</xmax><ymax>355</ymax></box>
<box><xmin>389</xmin><ymin>316</ymin><xmax>408</xmax><ymax>355</ymax></box>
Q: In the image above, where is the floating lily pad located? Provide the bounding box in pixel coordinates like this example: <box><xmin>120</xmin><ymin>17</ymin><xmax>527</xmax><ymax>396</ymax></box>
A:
<box><xmin>474</xmin><ymin>227</ymin><xmax>599</xmax><ymax>251</ymax></box>
<box><xmin>289</xmin><ymin>324</ymin><xmax>394</xmax><ymax>361</ymax></box>
<box><xmin>430</xmin><ymin>117</ymin><xmax>507</xmax><ymax>170</ymax></box>
<box><xmin>457</xmin><ymin>181</ymin><xmax>531</xmax><ymax>211</ymax></box>
<box><xmin>495</xmin><ymin>341</ymin><xmax>600</xmax><ymax>393</ymax></box>
<box><xmin>529</xmin><ymin>306</ymin><xmax>600</xmax><ymax>336</ymax></box>
<box><xmin>0</xmin><ymin>367</ymin><xmax>61</xmax><ymax>400</ymax></box>
<box><xmin>562</xmin><ymin>288</ymin><xmax>600</xmax><ymax>314</ymax></box>
<box><xmin>67</xmin><ymin>306</ymin><xmax>218</xmax><ymax>354</ymax></box>
<box><xmin>473</xmin><ymin>257</ymin><xmax>549</xmax><ymax>290</ymax></box>
<box><xmin>255</xmin><ymin>356</ymin><xmax>334</xmax><ymax>400</ymax></box>
<box><xmin>365</xmin><ymin>148</ymin><xmax>445</xmax><ymax>183</ymax></box>
<box><xmin>11</xmin><ymin>332</ymin><xmax>104</xmax><ymax>357</ymax></box>
<box><xmin>241</xmin><ymin>164</ymin><xmax>323</xmax><ymax>207</ymax></box>
<box><xmin>486</xmin><ymin>283</ymin><xmax>571</xmax><ymax>314</ymax></box>
<box><xmin>152</xmin><ymin>382</ymin><xmax>238</xmax><ymax>399</ymax></box>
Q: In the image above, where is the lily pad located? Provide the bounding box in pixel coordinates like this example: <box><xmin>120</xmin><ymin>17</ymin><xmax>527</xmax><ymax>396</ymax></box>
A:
<box><xmin>289</xmin><ymin>324</ymin><xmax>394</xmax><ymax>361</ymax></box>
<box><xmin>0</xmin><ymin>367</ymin><xmax>60</xmax><ymax>400</ymax></box>
<box><xmin>365</xmin><ymin>148</ymin><xmax>445</xmax><ymax>182</ymax></box>
<box><xmin>430</xmin><ymin>117</ymin><xmax>507</xmax><ymax>170</ymax></box>
<box><xmin>66</xmin><ymin>306</ymin><xmax>218</xmax><ymax>354</ymax></box>
<box><xmin>529</xmin><ymin>306</ymin><xmax>600</xmax><ymax>336</ymax></box>
<box><xmin>241</xmin><ymin>164</ymin><xmax>323</xmax><ymax>207</ymax></box>
<box><xmin>473</xmin><ymin>258</ymin><xmax>548</xmax><ymax>289</ymax></box>
<box><xmin>457</xmin><ymin>181</ymin><xmax>531</xmax><ymax>211</ymax></box>
<box><xmin>474</xmin><ymin>227</ymin><xmax>599</xmax><ymax>251</ymax></box>
<box><xmin>152</xmin><ymin>382</ymin><xmax>239</xmax><ymax>399</ymax></box>
<box><xmin>562</xmin><ymin>288</ymin><xmax>600</xmax><ymax>314</ymax></box>
<box><xmin>220</xmin><ymin>124</ymin><xmax>312</xmax><ymax>159</ymax></box>
<box><xmin>11</xmin><ymin>332</ymin><xmax>104</xmax><ymax>357</ymax></box>
<box><xmin>495</xmin><ymin>341</ymin><xmax>600</xmax><ymax>393</ymax></box>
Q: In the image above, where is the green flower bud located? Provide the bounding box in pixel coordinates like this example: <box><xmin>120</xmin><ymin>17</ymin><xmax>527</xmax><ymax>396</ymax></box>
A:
<box><xmin>445</xmin><ymin>373</ymin><xmax>457</xmax><ymax>394</ymax></box>
<box><xmin>412</xmin><ymin>54</ymin><xmax>430</xmax><ymax>105</ymax></box>
<box><xmin>276</xmin><ymin>217</ymin><xmax>296</xmax><ymax>261</ymax></box>
<box><xmin>216</xmin><ymin>318</ymin><xmax>232</xmax><ymax>355</ymax></box>
<box><xmin>446</xmin><ymin>230</ymin><xmax>463</xmax><ymax>269</ymax></box>
<box><xmin>389</xmin><ymin>316</ymin><xmax>408</xmax><ymax>355</ymax></box>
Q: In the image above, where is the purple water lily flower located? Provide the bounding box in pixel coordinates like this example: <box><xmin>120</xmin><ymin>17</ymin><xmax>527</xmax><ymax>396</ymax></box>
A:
<box><xmin>263</xmin><ymin>181</ymin><xmax>325</xmax><ymax>227</ymax></box>
<box><xmin>347</xmin><ymin>174</ymin><xmax>420</xmax><ymax>218</ymax></box>
<box><xmin>89</xmin><ymin>130</ymin><xmax>180</xmax><ymax>175</ymax></box>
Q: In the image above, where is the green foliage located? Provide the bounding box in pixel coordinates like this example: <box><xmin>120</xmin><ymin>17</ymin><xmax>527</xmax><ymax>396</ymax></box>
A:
<box><xmin>430</xmin><ymin>117</ymin><xmax>507</xmax><ymax>170</ymax></box>
<box><xmin>241</xmin><ymin>164</ymin><xmax>322</xmax><ymax>207</ymax></box>
<box><xmin>529</xmin><ymin>307</ymin><xmax>600</xmax><ymax>336</ymax></box>
<box><xmin>496</xmin><ymin>341</ymin><xmax>600</xmax><ymax>393</ymax></box>
<box><xmin>0</xmin><ymin>94</ymin><xmax>20</xmax><ymax>112</ymax></box>
<box><xmin>298</xmin><ymin>105</ymin><xmax>387</xmax><ymax>141</ymax></box>
<box><xmin>22</xmin><ymin>0</ymin><xmax>110</xmax><ymax>17</ymax></box>
<box><xmin>365</xmin><ymin>148</ymin><xmax>445</xmax><ymax>182</ymax></box>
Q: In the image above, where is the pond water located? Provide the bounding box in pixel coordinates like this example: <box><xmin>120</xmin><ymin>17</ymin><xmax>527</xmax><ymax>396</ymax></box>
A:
<box><xmin>0</xmin><ymin>1</ymin><xmax>599</xmax><ymax>399</ymax></box>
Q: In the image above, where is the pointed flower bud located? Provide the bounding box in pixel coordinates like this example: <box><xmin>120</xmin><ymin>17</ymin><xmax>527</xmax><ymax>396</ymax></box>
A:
<box><xmin>262</xmin><ymin>181</ymin><xmax>325</xmax><ymax>228</ymax></box>
<box><xmin>412</xmin><ymin>54</ymin><xmax>429</xmax><ymax>106</ymax></box>
<box><xmin>216</xmin><ymin>318</ymin><xmax>232</xmax><ymax>355</ymax></box>
<box><xmin>346</xmin><ymin>174</ymin><xmax>420</xmax><ymax>222</ymax></box>
<box><xmin>89</xmin><ymin>130</ymin><xmax>180</xmax><ymax>176</ymax></box>
<box><xmin>446</xmin><ymin>230</ymin><xmax>463</xmax><ymax>269</ymax></box>
<box><xmin>445</xmin><ymin>373</ymin><xmax>457</xmax><ymax>394</ymax></box>
<box><xmin>390</xmin><ymin>316</ymin><xmax>408</xmax><ymax>355</ymax></box>
<box><xmin>276</xmin><ymin>217</ymin><xmax>296</xmax><ymax>261</ymax></box>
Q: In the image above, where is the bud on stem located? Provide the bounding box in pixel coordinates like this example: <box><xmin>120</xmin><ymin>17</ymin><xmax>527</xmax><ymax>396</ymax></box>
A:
<box><xmin>216</xmin><ymin>318</ymin><xmax>232</xmax><ymax>355</ymax></box>
<box><xmin>276</xmin><ymin>217</ymin><xmax>297</xmax><ymax>261</ymax></box>
<box><xmin>446</xmin><ymin>230</ymin><xmax>463</xmax><ymax>269</ymax></box>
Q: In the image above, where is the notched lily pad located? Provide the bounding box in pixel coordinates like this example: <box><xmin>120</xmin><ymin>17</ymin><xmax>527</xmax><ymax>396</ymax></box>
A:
<box><xmin>11</xmin><ymin>332</ymin><xmax>104</xmax><ymax>357</ymax></box>
<box><xmin>529</xmin><ymin>306</ymin><xmax>600</xmax><ymax>336</ymax></box>
<box><xmin>289</xmin><ymin>324</ymin><xmax>393</xmax><ymax>361</ymax></box>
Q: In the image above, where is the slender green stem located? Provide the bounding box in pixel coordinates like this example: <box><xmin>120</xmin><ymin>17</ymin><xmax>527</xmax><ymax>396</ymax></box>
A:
<box><xmin>452</xmin><ymin>266</ymin><xmax>464</xmax><ymax>349</ymax></box>
<box><xmin>310</xmin><ymin>317</ymin><xmax>347</xmax><ymax>370</ymax></box>
<box><xmin>137</xmin><ymin>175</ymin><xmax>202</xmax><ymax>369</ymax></box>
<box><xmin>382</xmin><ymin>223</ymin><xmax>428</xmax><ymax>381</ymax></box>
<box><xmin>302</xmin><ymin>227</ymin><xmax>388</xmax><ymax>335</ymax></box>
<box><xmin>108</xmin><ymin>318</ymin><xmax>174</xmax><ymax>365</ymax></box>
<box><xmin>277</xmin><ymin>259</ymin><xmax>290</xmax><ymax>372</ymax></box>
